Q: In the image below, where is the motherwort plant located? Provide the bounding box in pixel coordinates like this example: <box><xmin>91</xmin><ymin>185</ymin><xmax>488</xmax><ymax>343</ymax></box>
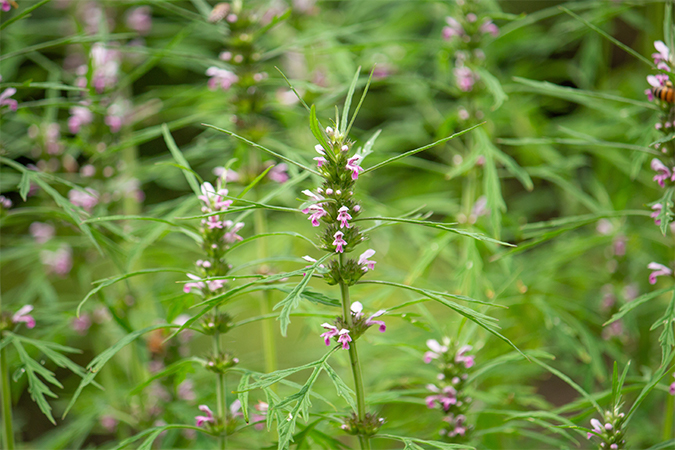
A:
<box><xmin>202</xmin><ymin>70</ymin><xmax>520</xmax><ymax>449</ymax></box>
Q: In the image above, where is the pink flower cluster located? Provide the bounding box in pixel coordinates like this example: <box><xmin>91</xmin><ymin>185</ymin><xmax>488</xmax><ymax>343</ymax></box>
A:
<box><xmin>320</xmin><ymin>324</ymin><xmax>352</xmax><ymax>349</ymax></box>
<box><xmin>206</xmin><ymin>67</ymin><xmax>238</xmax><ymax>91</ymax></box>
<box><xmin>352</xmin><ymin>301</ymin><xmax>386</xmax><ymax>332</ymax></box>
<box><xmin>426</xmin><ymin>384</ymin><xmax>459</xmax><ymax>411</ymax></box>
<box><xmin>441</xmin><ymin>414</ymin><xmax>467</xmax><ymax>438</ymax></box>
<box><xmin>586</xmin><ymin>417</ymin><xmax>621</xmax><ymax>449</ymax></box>
<box><xmin>651</xmin><ymin>158</ymin><xmax>675</xmax><ymax>188</ymax></box>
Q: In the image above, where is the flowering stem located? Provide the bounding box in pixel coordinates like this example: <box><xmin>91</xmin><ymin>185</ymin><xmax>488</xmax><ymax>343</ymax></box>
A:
<box><xmin>338</xmin><ymin>253</ymin><xmax>370</xmax><ymax>450</ymax></box>
<box><xmin>214</xmin><ymin>326</ymin><xmax>227</xmax><ymax>450</ymax></box>
<box><xmin>0</xmin><ymin>346</ymin><xmax>14</xmax><ymax>450</ymax></box>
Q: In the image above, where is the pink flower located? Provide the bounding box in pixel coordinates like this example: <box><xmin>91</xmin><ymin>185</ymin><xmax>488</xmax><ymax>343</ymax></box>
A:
<box><xmin>332</xmin><ymin>230</ymin><xmax>347</xmax><ymax>253</ymax></box>
<box><xmin>177</xmin><ymin>379</ymin><xmax>196</xmax><ymax>401</ymax></box>
<box><xmin>651</xmin><ymin>158</ymin><xmax>672</xmax><ymax>187</ymax></box>
<box><xmin>337</xmin><ymin>206</ymin><xmax>352</xmax><ymax>228</ymax></box>
<box><xmin>302</xmin><ymin>189</ymin><xmax>324</xmax><ymax>203</ymax></box>
<box><xmin>653</xmin><ymin>40</ymin><xmax>671</xmax><ymax>65</ymax></box>
<box><xmin>100</xmin><ymin>415</ymin><xmax>118</xmax><ymax>433</ymax></box>
<box><xmin>68</xmin><ymin>188</ymin><xmax>99</xmax><ymax>212</ymax></box>
<box><xmin>252</xmin><ymin>401</ymin><xmax>268</xmax><ymax>430</ymax></box>
<box><xmin>0</xmin><ymin>87</ymin><xmax>18</xmax><ymax>112</ymax></box>
<box><xmin>314</xmin><ymin>144</ymin><xmax>325</xmax><ymax>155</ymax></box>
<box><xmin>670</xmin><ymin>373</ymin><xmax>675</xmax><ymax>395</ymax></box>
<box><xmin>587</xmin><ymin>418</ymin><xmax>603</xmax><ymax>439</ymax></box>
<box><xmin>268</xmin><ymin>163</ymin><xmax>289</xmax><ymax>183</ymax></box>
<box><xmin>126</xmin><ymin>6</ymin><xmax>152</xmax><ymax>35</ymax></box>
<box><xmin>314</xmin><ymin>156</ymin><xmax>327</xmax><ymax>168</ymax></box>
<box><xmin>105</xmin><ymin>101</ymin><xmax>128</xmax><ymax>133</ymax></box>
<box><xmin>424</xmin><ymin>339</ymin><xmax>448</xmax><ymax>363</ymax></box>
<box><xmin>444</xmin><ymin>414</ymin><xmax>467</xmax><ymax>437</ymax></box>
<box><xmin>442</xmin><ymin>17</ymin><xmax>463</xmax><ymax>40</ymax></box>
<box><xmin>1</xmin><ymin>0</ymin><xmax>11</xmax><ymax>12</ymax></box>
<box><xmin>206</xmin><ymin>215</ymin><xmax>224</xmax><ymax>229</ymax></box>
<box><xmin>366</xmin><ymin>310</ymin><xmax>387</xmax><ymax>332</ymax></box>
<box><xmin>358</xmin><ymin>249</ymin><xmax>376</xmax><ymax>272</ymax></box>
<box><xmin>224</xmin><ymin>221</ymin><xmax>245</xmax><ymax>243</ymax></box>
<box><xmin>651</xmin><ymin>203</ymin><xmax>663</xmax><ymax>225</ymax></box>
<box><xmin>68</xmin><ymin>106</ymin><xmax>93</xmax><ymax>134</ymax></box>
<box><xmin>454</xmin><ymin>66</ymin><xmax>476</xmax><ymax>92</ymax></box>
<box><xmin>40</xmin><ymin>246</ymin><xmax>73</xmax><ymax>276</ymax></box>
<box><xmin>337</xmin><ymin>329</ymin><xmax>352</xmax><ymax>349</ymax></box>
<box><xmin>12</xmin><ymin>305</ymin><xmax>35</xmax><ymax>329</ymax></box>
<box><xmin>184</xmin><ymin>273</ymin><xmax>206</xmax><ymax>294</ymax></box>
<box><xmin>71</xmin><ymin>313</ymin><xmax>91</xmax><ymax>335</ymax></box>
<box><xmin>480</xmin><ymin>20</ymin><xmax>499</xmax><ymax>36</ymax></box>
<box><xmin>320</xmin><ymin>323</ymin><xmax>339</xmax><ymax>345</ymax></box>
<box><xmin>345</xmin><ymin>156</ymin><xmax>364</xmax><ymax>180</ymax></box>
<box><xmin>426</xmin><ymin>384</ymin><xmax>457</xmax><ymax>411</ymax></box>
<box><xmin>195</xmin><ymin>405</ymin><xmax>215</xmax><ymax>427</ymax></box>
<box><xmin>455</xmin><ymin>345</ymin><xmax>474</xmax><ymax>368</ymax></box>
<box><xmin>206</xmin><ymin>67</ymin><xmax>238</xmax><ymax>91</ymax></box>
<box><xmin>29</xmin><ymin>222</ymin><xmax>55</xmax><ymax>244</ymax></box>
<box><xmin>89</xmin><ymin>44</ymin><xmax>120</xmax><ymax>93</ymax></box>
<box><xmin>649</xmin><ymin>262</ymin><xmax>673</xmax><ymax>284</ymax></box>
<box><xmin>302</xmin><ymin>204</ymin><xmax>327</xmax><ymax>227</ymax></box>
<box><xmin>0</xmin><ymin>195</ymin><xmax>11</xmax><ymax>209</ymax></box>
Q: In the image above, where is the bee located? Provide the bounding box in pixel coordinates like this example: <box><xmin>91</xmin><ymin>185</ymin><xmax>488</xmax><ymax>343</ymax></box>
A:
<box><xmin>652</xmin><ymin>80</ymin><xmax>675</xmax><ymax>103</ymax></box>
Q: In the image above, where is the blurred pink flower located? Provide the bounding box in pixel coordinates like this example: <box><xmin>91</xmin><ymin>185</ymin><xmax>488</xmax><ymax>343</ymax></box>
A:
<box><xmin>69</xmin><ymin>188</ymin><xmax>99</xmax><ymax>211</ymax></box>
<box><xmin>268</xmin><ymin>163</ymin><xmax>289</xmax><ymax>183</ymax></box>
<box><xmin>195</xmin><ymin>405</ymin><xmax>215</xmax><ymax>427</ymax></box>
<box><xmin>455</xmin><ymin>345</ymin><xmax>474</xmax><ymax>368</ymax></box>
<box><xmin>29</xmin><ymin>222</ymin><xmax>55</xmax><ymax>244</ymax></box>
<box><xmin>68</xmin><ymin>105</ymin><xmax>93</xmax><ymax>134</ymax></box>
<box><xmin>126</xmin><ymin>6</ymin><xmax>152</xmax><ymax>35</ymax></box>
<box><xmin>12</xmin><ymin>305</ymin><xmax>35</xmax><ymax>329</ymax></box>
<box><xmin>454</xmin><ymin>66</ymin><xmax>476</xmax><ymax>92</ymax></box>
<box><xmin>72</xmin><ymin>313</ymin><xmax>91</xmax><ymax>335</ymax></box>
<box><xmin>651</xmin><ymin>158</ymin><xmax>672</xmax><ymax>187</ymax></box>
<box><xmin>40</xmin><ymin>246</ymin><xmax>73</xmax><ymax>276</ymax></box>
<box><xmin>442</xmin><ymin>17</ymin><xmax>463</xmax><ymax>40</ymax></box>
<box><xmin>648</xmin><ymin>262</ymin><xmax>672</xmax><ymax>284</ymax></box>
<box><xmin>100</xmin><ymin>415</ymin><xmax>118</xmax><ymax>433</ymax></box>
<box><xmin>480</xmin><ymin>20</ymin><xmax>499</xmax><ymax>36</ymax></box>
<box><xmin>358</xmin><ymin>249</ymin><xmax>376</xmax><ymax>272</ymax></box>
<box><xmin>178</xmin><ymin>379</ymin><xmax>196</xmax><ymax>401</ymax></box>
<box><xmin>206</xmin><ymin>67</ymin><xmax>238</xmax><ymax>91</ymax></box>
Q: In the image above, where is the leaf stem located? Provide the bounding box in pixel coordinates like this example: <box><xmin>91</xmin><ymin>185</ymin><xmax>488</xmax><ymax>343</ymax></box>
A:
<box><xmin>338</xmin><ymin>253</ymin><xmax>370</xmax><ymax>450</ymax></box>
<box><xmin>664</xmin><ymin>391</ymin><xmax>674</xmax><ymax>441</ymax></box>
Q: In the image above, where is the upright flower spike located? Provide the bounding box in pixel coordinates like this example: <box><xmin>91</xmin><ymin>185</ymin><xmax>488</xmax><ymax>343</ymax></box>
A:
<box><xmin>585</xmin><ymin>407</ymin><xmax>626</xmax><ymax>449</ymax></box>
<box><xmin>423</xmin><ymin>338</ymin><xmax>475</xmax><ymax>440</ymax></box>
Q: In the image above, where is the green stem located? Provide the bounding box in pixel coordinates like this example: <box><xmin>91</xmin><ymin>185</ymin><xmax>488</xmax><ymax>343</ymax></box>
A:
<box><xmin>0</xmin><ymin>293</ymin><xmax>14</xmax><ymax>450</ymax></box>
<box><xmin>0</xmin><ymin>347</ymin><xmax>14</xmax><ymax>450</ymax></box>
<box><xmin>255</xmin><ymin>204</ymin><xmax>277</xmax><ymax>377</ymax></box>
<box><xmin>664</xmin><ymin>393</ymin><xmax>674</xmax><ymax>441</ymax></box>
<box><xmin>214</xmin><ymin>329</ymin><xmax>227</xmax><ymax>450</ymax></box>
<box><xmin>338</xmin><ymin>254</ymin><xmax>370</xmax><ymax>450</ymax></box>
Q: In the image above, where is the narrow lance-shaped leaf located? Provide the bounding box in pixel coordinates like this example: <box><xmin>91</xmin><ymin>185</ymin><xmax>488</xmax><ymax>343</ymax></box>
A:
<box><xmin>363</xmin><ymin>123</ymin><xmax>484</xmax><ymax>173</ymax></box>
<box><xmin>162</xmin><ymin>124</ymin><xmax>202</xmax><ymax>197</ymax></box>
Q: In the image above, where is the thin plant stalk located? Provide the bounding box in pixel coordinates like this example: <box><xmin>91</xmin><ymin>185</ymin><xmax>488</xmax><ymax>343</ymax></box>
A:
<box><xmin>664</xmin><ymin>392</ymin><xmax>674</xmax><ymax>441</ymax></box>
<box><xmin>214</xmin><ymin>322</ymin><xmax>227</xmax><ymax>450</ymax></box>
<box><xmin>255</xmin><ymin>201</ymin><xmax>277</xmax><ymax>377</ymax></box>
<box><xmin>0</xmin><ymin>347</ymin><xmax>14</xmax><ymax>450</ymax></box>
<box><xmin>338</xmin><ymin>253</ymin><xmax>370</xmax><ymax>450</ymax></box>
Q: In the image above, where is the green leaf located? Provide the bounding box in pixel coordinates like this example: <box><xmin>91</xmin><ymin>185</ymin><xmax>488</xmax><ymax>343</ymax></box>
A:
<box><xmin>345</xmin><ymin>67</ymin><xmax>374</xmax><ymax>137</ymax></box>
<box><xmin>62</xmin><ymin>324</ymin><xmax>177</xmax><ymax>418</ymax></box>
<box><xmin>238</xmin><ymin>373</ymin><xmax>251</xmax><ymax>424</ymax></box>
<box><xmin>604</xmin><ymin>287</ymin><xmax>675</xmax><ymax>326</ymax></box>
<box><xmin>353</xmin><ymin>216</ymin><xmax>514</xmax><ymax>247</ymax></box>
<box><xmin>11</xmin><ymin>337</ymin><xmax>60</xmax><ymax>424</ymax></box>
<box><xmin>309</xmin><ymin>104</ymin><xmax>331</xmax><ymax>153</ymax></box>
<box><xmin>77</xmin><ymin>268</ymin><xmax>187</xmax><ymax>316</ymax></box>
<box><xmin>476</xmin><ymin>68</ymin><xmax>507</xmax><ymax>110</ymax></box>
<box><xmin>18</xmin><ymin>171</ymin><xmax>30</xmax><ymax>201</ymax></box>
<box><xmin>112</xmin><ymin>424</ymin><xmax>209</xmax><ymax>450</ymax></box>
<box><xmin>560</xmin><ymin>7</ymin><xmax>656</xmax><ymax>69</ymax></box>
<box><xmin>275</xmin><ymin>67</ymin><xmax>310</xmax><ymax>111</ymax></box>
<box><xmin>340</xmin><ymin>68</ymin><xmax>360</xmax><ymax>135</ymax></box>
<box><xmin>363</xmin><ymin>123</ymin><xmax>484</xmax><ymax>173</ymax></box>
<box><xmin>203</xmin><ymin>123</ymin><xmax>320</xmax><ymax>175</ymax></box>
<box><xmin>274</xmin><ymin>254</ymin><xmax>333</xmax><ymax>336</ymax></box>
<box><xmin>162</xmin><ymin>124</ymin><xmax>202</xmax><ymax>197</ymax></box>
<box><xmin>355</xmin><ymin>129</ymin><xmax>381</xmax><ymax>163</ymax></box>
<box><xmin>322</xmin><ymin>362</ymin><xmax>356</xmax><ymax>411</ymax></box>
<box><xmin>0</xmin><ymin>0</ymin><xmax>52</xmax><ymax>31</ymax></box>
<box><xmin>238</xmin><ymin>165</ymin><xmax>274</xmax><ymax>199</ymax></box>
<box><xmin>531</xmin><ymin>357</ymin><xmax>603</xmax><ymax>414</ymax></box>
<box><xmin>479</xmin><ymin>130</ymin><xmax>505</xmax><ymax>238</ymax></box>
<box><xmin>129</xmin><ymin>357</ymin><xmax>203</xmax><ymax>396</ymax></box>
<box><xmin>377</xmin><ymin>434</ymin><xmax>474</xmax><ymax>449</ymax></box>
